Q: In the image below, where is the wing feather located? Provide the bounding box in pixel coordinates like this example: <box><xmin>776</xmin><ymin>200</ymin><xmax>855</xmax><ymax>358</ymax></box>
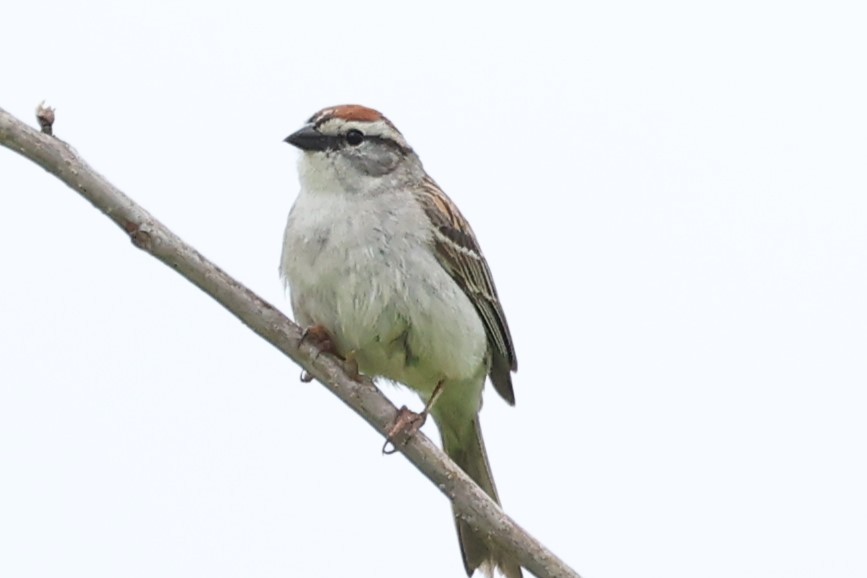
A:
<box><xmin>415</xmin><ymin>177</ymin><xmax>517</xmax><ymax>404</ymax></box>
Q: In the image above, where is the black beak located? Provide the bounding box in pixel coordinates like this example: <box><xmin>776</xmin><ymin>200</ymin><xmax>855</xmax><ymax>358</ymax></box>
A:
<box><xmin>284</xmin><ymin>124</ymin><xmax>332</xmax><ymax>151</ymax></box>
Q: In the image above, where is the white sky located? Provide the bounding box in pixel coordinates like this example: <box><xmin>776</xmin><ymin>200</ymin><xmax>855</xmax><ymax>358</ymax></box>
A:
<box><xmin>2</xmin><ymin>1</ymin><xmax>865</xmax><ymax>577</ymax></box>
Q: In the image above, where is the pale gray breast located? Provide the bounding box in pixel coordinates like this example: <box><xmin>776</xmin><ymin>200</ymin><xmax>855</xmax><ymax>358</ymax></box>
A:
<box><xmin>281</xmin><ymin>188</ymin><xmax>488</xmax><ymax>386</ymax></box>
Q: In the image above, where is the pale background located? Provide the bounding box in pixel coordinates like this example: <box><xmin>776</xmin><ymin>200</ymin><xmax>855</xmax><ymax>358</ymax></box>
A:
<box><xmin>1</xmin><ymin>1</ymin><xmax>865</xmax><ymax>577</ymax></box>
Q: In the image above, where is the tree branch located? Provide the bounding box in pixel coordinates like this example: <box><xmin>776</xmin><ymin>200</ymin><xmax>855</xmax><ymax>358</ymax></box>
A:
<box><xmin>0</xmin><ymin>105</ymin><xmax>580</xmax><ymax>578</ymax></box>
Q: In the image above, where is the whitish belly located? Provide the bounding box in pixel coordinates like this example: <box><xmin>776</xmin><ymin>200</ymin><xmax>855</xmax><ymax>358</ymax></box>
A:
<box><xmin>285</xmin><ymin>233</ymin><xmax>488</xmax><ymax>395</ymax></box>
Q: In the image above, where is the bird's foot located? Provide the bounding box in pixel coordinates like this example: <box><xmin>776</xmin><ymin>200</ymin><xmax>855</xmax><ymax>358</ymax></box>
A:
<box><xmin>299</xmin><ymin>324</ymin><xmax>336</xmax><ymax>354</ymax></box>
<box><xmin>299</xmin><ymin>325</ymin><xmax>335</xmax><ymax>382</ymax></box>
<box><xmin>342</xmin><ymin>350</ymin><xmax>362</xmax><ymax>382</ymax></box>
<box><xmin>381</xmin><ymin>380</ymin><xmax>446</xmax><ymax>454</ymax></box>
<box><xmin>382</xmin><ymin>406</ymin><xmax>428</xmax><ymax>454</ymax></box>
<box><xmin>298</xmin><ymin>326</ymin><xmax>364</xmax><ymax>383</ymax></box>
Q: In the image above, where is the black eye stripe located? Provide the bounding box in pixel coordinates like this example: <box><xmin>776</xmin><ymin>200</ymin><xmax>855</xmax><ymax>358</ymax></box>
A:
<box><xmin>299</xmin><ymin>131</ymin><xmax>411</xmax><ymax>155</ymax></box>
<box><xmin>360</xmin><ymin>134</ymin><xmax>411</xmax><ymax>152</ymax></box>
<box><xmin>339</xmin><ymin>132</ymin><xmax>401</xmax><ymax>150</ymax></box>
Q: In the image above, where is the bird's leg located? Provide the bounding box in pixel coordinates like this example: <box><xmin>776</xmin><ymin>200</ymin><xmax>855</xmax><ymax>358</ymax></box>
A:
<box><xmin>382</xmin><ymin>380</ymin><xmax>445</xmax><ymax>454</ymax></box>
<box><xmin>298</xmin><ymin>325</ymin><xmax>362</xmax><ymax>382</ymax></box>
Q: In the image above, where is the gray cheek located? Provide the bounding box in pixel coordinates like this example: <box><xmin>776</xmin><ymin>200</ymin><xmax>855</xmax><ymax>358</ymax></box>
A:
<box><xmin>351</xmin><ymin>147</ymin><xmax>400</xmax><ymax>176</ymax></box>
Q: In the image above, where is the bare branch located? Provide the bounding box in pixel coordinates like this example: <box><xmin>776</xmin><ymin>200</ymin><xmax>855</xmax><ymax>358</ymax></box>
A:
<box><xmin>0</xmin><ymin>105</ymin><xmax>581</xmax><ymax>578</ymax></box>
<box><xmin>35</xmin><ymin>101</ymin><xmax>55</xmax><ymax>135</ymax></box>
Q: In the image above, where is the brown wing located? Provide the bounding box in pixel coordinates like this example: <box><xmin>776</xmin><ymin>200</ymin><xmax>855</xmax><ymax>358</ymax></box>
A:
<box><xmin>415</xmin><ymin>177</ymin><xmax>517</xmax><ymax>404</ymax></box>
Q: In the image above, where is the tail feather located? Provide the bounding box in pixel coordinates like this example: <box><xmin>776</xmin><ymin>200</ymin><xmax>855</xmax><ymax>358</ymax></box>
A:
<box><xmin>439</xmin><ymin>416</ymin><xmax>523</xmax><ymax>578</ymax></box>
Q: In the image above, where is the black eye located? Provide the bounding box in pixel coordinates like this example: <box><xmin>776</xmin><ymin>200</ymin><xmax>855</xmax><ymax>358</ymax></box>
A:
<box><xmin>345</xmin><ymin>129</ymin><xmax>364</xmax><ymax>146</ymax></box>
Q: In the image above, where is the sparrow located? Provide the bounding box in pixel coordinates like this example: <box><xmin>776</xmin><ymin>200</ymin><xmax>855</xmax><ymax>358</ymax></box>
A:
<box><xmin>280</xmin><ymin>104</ymin><xmax>521</xmax><ymax>578</ymax></box>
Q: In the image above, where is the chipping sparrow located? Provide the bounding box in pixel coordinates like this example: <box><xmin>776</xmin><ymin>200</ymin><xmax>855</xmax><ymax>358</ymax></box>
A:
<box><xmin>280</xmin><ymin>105</ymin><xmax>521</xmax><ymax>578</ymax></box>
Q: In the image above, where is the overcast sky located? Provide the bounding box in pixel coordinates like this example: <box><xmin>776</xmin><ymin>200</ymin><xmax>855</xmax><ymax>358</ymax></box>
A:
<box><xmin>2</xmin><ymin>1</ymin><xmax>865</xmax><ymax>577</ymax></box>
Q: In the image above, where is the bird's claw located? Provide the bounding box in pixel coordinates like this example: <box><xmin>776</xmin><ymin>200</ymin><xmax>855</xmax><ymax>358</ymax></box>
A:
<box><xmin>299</xmin><ymin>325</ymin><xmax>356</xmax><ymax>383</ymax></box>
<box><xmin>299</xmin><ymin>324</ymin><xmax>336</xmax><ymax>355</ymax></box>
<box><xmin>382</xmin><ymin>406</ymin><xmax>428</xmax><ymax>454</ymax></box>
